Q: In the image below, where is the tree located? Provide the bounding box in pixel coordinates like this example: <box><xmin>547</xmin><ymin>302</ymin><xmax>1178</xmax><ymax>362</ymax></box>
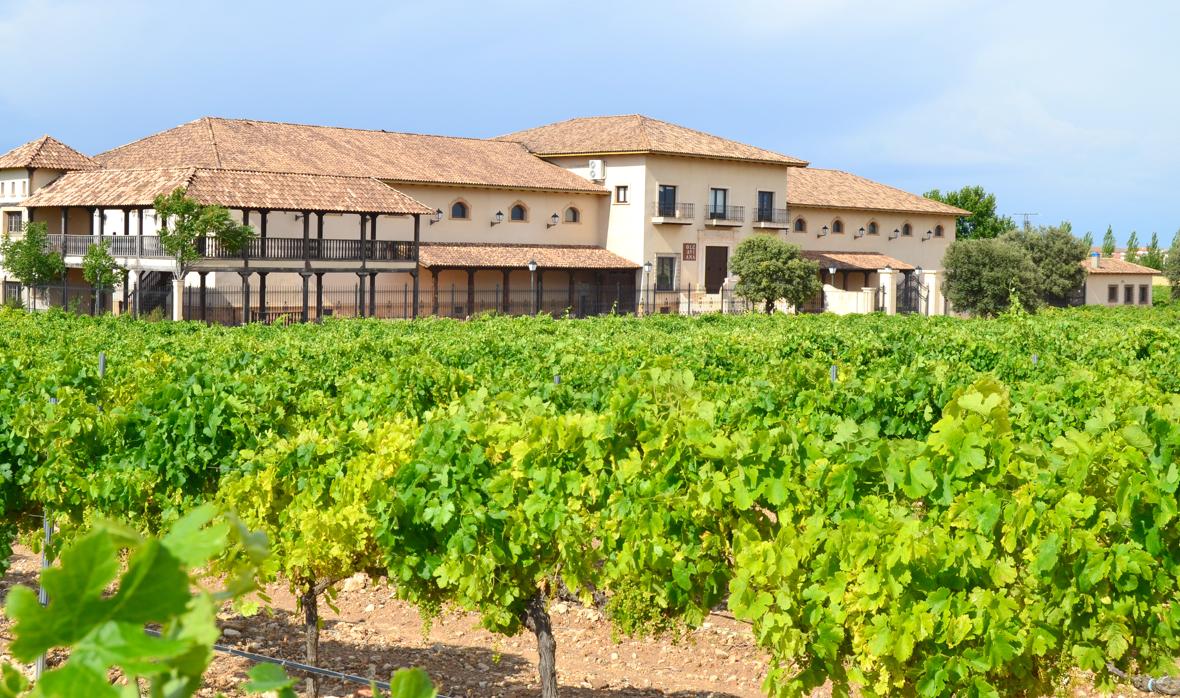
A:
<box><xmin>0</xmin><ymin>221</ymin><xmax>66</xmax><ymax>291</ymax></box>
<box><xmin>81</xmin><ymin>240</ymin><xmax>125</xmax><ymax>314</ymax></box>
<box><xmin>1125</xmin><ymin>231</ymin><xmax>1140</xmax><ymax>264</ymax></box>
<box><xmin>923</xmin><ymin>185</ymin><xmax>1015</xmax><ymax>239</ymax></box>
<box><xmin>1141</xmin><ymin>232</ymin><xmax>1164</xmax><ymax>271</ymax></box>
<box><xmin>1081</xmin><ymin>231</ymin><xmax>1094</xmax><ymax>249</ymax></box>
<box><xmin>154</xmin><ymin>189</ymin><xmax>254</xmax><ymax>278</ymax></box>
<box><xmin>1001</xmin><ymin>222</ymin><xmax>1088</xmax><ymax>307</ymax></box>
<box><xmin>729</xmin><ymin>235</ymin><xmax>821</xmax><ymax>313</ymax></box>
<box><xmin>1102</xmin><ymin>226</ymin><xmax>1117</xmax><ymax>257</ymax></box>
<box><xmin>942</xmin><ymin>238</ymin><xmax>1039</xmax><ymax>316</ymax></box>
<box><xmin>1165</xmin><ymin>230</ymin><xmax>1180</xmax><ymax>299</ymax></box>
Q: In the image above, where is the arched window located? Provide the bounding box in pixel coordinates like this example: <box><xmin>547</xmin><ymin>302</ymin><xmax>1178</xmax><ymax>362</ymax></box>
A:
<box><xmin>902</xmin><ymin>223</ymin><xmax>913</xmax><ymax>237</ymax></box>
<box><xmin>868</xmin><ymin>221</ymin><xmax>879</xmax><ymax>235</ymax></box>
<box><xmin>793</xmin><ymin>217</ymin><xmax>807</xmax><ymax>232</ymax></box>
<box><xmin>450</xmin><ymin>200</ymin><xmax>469</xmax><ymax>219</ymax></box>
<box><xmin>832</xmin><ymin>219</ymin><xmax>844</xmax><ymax>234</ymax></box>
<box><xmin>564</xmin><ymin>207</ymin><xmax>580</xmax><ymax>223</ymax></box>
<box><xmin>934</xmin><ymin>224</ymin><xmax>944</xmax><ymax>237</ymax></box>
<box><xmin>510</xmin><ymin>203</ymin><xmax>527</xmax><ymax>222</ymax></box>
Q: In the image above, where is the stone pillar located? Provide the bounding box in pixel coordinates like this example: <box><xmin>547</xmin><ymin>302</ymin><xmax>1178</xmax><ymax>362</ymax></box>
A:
<box><xmin>861</xmin><ymin>287</ymin><xmax>877</xmax><ymax>314</ymax></box>
<box><xmin>171</xmin><ymin>273</ymin><xmax>184</xmax><ymax>322</ymax></box>
<box><xmin>878</xmin><ymin>267</ymin><xmax>897</xmax><ymax>315</ymax></box>
<box><xmin>922</xmin><ymin>269</ymin><xmax>942</xmax><ymax>316</ymax></box>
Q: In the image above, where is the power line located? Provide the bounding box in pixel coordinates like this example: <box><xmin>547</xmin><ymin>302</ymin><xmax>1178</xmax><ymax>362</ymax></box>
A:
<box><xmin>1010</xmin><ymin>212</ymin><xmax>1039</xmax><ymax>229</ymax></box>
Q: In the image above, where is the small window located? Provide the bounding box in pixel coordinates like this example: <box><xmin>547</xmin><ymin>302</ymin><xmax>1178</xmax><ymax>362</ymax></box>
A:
<box><xmin>793</xmin><ymin>218</ymin><xmax>806</xmax><ymax>233</ymax></box>
<box><xmin>1124</xmin><ymin>285</ymin><xmax>1134</xmax><ymax>305</ymax></box>
<box><xmin>1108</xmin><ymin>284</ymin><xmax>1118</xmax><ymax>303</ymax></box>
<box><xmin>1139</xmin><ymin>284</ymin><xmax>1150</xmax><ymax>305</ymax></box>
<box><xmin>450</xmin><ymin>201</ymin><xmax>469</xmax><ymax>219</ymax></box>
<box><xmin>5</xmin><ymin>211</ymin><xmax>22</xmax><ymax>233</ymax></box>
<box><xmin>564</xmin><ymin>207</ymin><xmax>580</xmax><ymax>223</ymax></box>
<box><xmin>510</xmin><ymin>204</ymin><xmax>527</xmax><ymax>222</ymax></box>
<box><xmin>902</xmin><ymin>223</ymin><xmax>913</xmax><ymax>237</ymax></box>
<box><xmin>832</xmin><ymin>219</ymin><xmax>844</xmax><ymax>234</ymax></box>
<box><xmin>615</xmin><ymin>186</ymin><xmax>629</xmax><ymax>204</ymax></box>
<box><xmin>867</xmin><ymin>221</ymin><xmax>879</xmax><ymax>235</ymax></box>
<box><xmin>20</xmin><ymin>181</ymin><xmax>27</xmax><ymax>196</ymax></box>
<box><xmin>935</xmin><ymin>224</ymin><xmax>944</xmax><ymax>238</ymax></box>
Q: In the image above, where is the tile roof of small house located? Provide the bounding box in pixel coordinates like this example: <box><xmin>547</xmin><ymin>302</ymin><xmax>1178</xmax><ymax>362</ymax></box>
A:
<box><xmin>1081</xmin><ymin>257</ymin><xmax>1161</xmax><ymax>275</ymax></box>
<box><xmin>0</xmin><ymin>136</ymin><xmax>99</xmax><ymax>171</ymax></box>
<box><xmin>498</xmin><ymin>115</ymin><xmax>808</xmax><ymax>166</ymax></box>
<box><xmin>802</xmin><ymin>250</ymin><xmax>916</xmax><ymax>272</ymax></box>
<box><xmin>787</xmin><ymin>168</ymin><xmax>970</xmax><ymax>216</ymax></box>
<box><xmin>93</xmin><ymin>118</ymin><xmax>606</xmax><ymax>194</ymax></box>
<box><xmin>21</xmin><ymin>167</ymin><xmax>434</xmax><ymax>215</ymax></box>
<box><xmin>418</xmin><ymin>243</ymin><xmax>639</xmax><ymax>270</ymax></box>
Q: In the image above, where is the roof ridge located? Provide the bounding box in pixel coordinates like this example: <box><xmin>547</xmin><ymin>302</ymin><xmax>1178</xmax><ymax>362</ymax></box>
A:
<box><xmin>201</xmin><ymin>116</ymin><xmax>524</xmax><ymax>144</ymax></box>
<box><xmin>29</xmin><ymin>135</ymin><xmax>51</xmax><ymax>163</ymax></box>
<box><xmin>203</xmin><ymin>117</ymin><xmax>224</xmax><ymax>168</ymax></box>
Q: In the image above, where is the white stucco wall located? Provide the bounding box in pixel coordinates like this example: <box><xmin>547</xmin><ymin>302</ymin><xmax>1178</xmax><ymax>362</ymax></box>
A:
<box><xmin>1084</xmin><ymin>273</ymin><xmax>1154</xmax><ymax>306</ymax></box>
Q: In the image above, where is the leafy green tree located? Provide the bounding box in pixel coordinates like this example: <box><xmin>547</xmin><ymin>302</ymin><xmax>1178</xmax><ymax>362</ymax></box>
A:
<box><xmin>1001</xmin><ymin>222</ymin><xmax>1088</xmax><ymax>307</ymax></box>
<box><xmin>1125</xmin><ymin>231</ymin><xmax>1140</xmax><ymax>264</ymax></box>
<box><xmin>81</xmin><ymin>240</ymin><xmax>124</xmax><ymax>314</ymax></box>
<box><xmin>1165</xmin><ymin>230</ymin><xmax>1180</xmax><ymax>298</ymax></box>
<box><xmin>0</xmin><ymin>221</ymin><xmax>66</xmax><ymax>300</ymax></box>
<box><xmin>1081</xmin><ymin>231</ymin><xmax>1094</xmax><ymax>249</ymax></box>
<box><xmin>154</xmin><ymin>189</ymin><xmax>254</xmax><ymax>278</ymax></box>
<box><xmin>942</xmin><ymin>237</ymin><xmax>1039</xmax><ymax>316</ymax></box>
<box><xmin>923</xmin><ymin>185</ymin><xmax>1015</xmax><ymax>239</ymax></box>
<box><xmin>729</xmin><ymin>235</ymin><xmax>821</xmax><ymax>313</ymax></box>
<box><xmin>1102</xmin><ymin>226</ymin><xmax>1117</xmax><ymax>257</ymax></box>
<box><xmin>1141</xmin><ymin>232</ymin><xmax>1164</xmax><ymax>271</ymax></box>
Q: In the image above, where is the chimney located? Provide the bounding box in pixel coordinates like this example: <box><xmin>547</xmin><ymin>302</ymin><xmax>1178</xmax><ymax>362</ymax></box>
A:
<box><xmin>1090</xmin><ymin>252</ymin><xmax>1100</xmax><ymax>269</ymax></box>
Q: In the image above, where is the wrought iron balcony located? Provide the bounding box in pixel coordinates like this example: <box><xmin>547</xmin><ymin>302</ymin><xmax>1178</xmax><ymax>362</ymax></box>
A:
<box><xmin>753</xmin><ymin>207</ymin><xmax>790</xmax><ymax>228</ymax></box>
<box><xmin>705</xmin><ymin>205</ymin><xmax>744</xmax><ymax>224</ymax></box>
<box><xmin>650</xmin><ymin>201</ymin><xmax>695</xmax><ymax>223</ymax></box>
<box><xmin>38</xmin><ymin>234</ymin><xmax>415</xmax><ymax>263</ymax></box>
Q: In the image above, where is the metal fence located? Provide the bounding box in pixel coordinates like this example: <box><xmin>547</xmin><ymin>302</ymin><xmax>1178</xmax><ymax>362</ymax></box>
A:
<box><xmin>2</xmin><ymin>283</ymin><xmax>116</xmax><ymax>315</ymax></box>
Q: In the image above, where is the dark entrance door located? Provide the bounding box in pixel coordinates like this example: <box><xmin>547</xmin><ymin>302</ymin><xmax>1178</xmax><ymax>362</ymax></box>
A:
<box><xmin>704</xmin><ymin>246</ymin><xmax>728</xmax><ymax>294</ymax></box>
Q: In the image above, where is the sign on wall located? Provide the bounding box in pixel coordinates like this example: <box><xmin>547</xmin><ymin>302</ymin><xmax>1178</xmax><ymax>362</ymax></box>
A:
<box><xmin>682</xmin><ymin>243</ymin><xmax>697</xmax><ymax>261</ymax></box>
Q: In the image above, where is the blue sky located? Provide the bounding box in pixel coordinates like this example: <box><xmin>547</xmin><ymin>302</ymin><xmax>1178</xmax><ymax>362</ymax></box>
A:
<box><xmin>2</xmin><ymin>0</ymin><xmax>1177</xmax><ymax>244</ymax></box>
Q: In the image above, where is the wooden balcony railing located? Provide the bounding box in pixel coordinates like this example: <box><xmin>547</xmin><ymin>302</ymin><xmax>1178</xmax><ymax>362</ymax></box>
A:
<box><xmin>39</xmin><ymin>235</ymin><xmax>414</xmax><ymax>263</ymax></box>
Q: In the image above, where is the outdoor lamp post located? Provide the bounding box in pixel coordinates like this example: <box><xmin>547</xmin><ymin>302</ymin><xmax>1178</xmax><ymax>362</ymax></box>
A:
<box><xmin>547</xmin><ymin>212</ymin><xmax>560</xmax><ymax>228</ymax></box>
<box><xmin>528</xmin><ymin>259</ymin><xmax>538</xmax><ymax>314</ymax></box>
<box><xmin>430</xmin><ymin>208</ymin><xmax>443</xmax><ymax>225</ymax></box>
<box><xmin>642</xmin><ymin>260</ymin><xmax>653</xmax><ymax>316</ymax></box>
<box><xmin>491</xmin><ymin>211</ymin><xmax>504</xmax><ymax>227</ymax></box>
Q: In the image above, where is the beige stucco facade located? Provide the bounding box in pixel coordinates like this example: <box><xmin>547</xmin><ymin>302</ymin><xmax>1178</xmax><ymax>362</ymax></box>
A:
<box><xmin>1084</xmin><ymin>273</ymin><xmax>1154</xmax><ymax>306</ymax></box>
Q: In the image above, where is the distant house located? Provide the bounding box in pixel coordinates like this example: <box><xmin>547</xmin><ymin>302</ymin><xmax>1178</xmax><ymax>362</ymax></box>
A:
<box><xmin>1082</xmin><ymin>253</ymin><xmax>1159</xmax><ymax>306</ymax></box>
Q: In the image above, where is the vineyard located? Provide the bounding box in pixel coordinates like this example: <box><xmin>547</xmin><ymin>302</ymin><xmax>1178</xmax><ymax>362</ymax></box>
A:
<box><xmin>1</xmin><ymin>306</ymin><xmax>1179</xmax><ymax>697</ymax></box>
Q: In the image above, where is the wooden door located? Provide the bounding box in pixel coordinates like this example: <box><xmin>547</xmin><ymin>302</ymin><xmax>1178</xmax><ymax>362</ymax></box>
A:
<box><xmin>704</xmin><ymin>246</ymin><xmax>728</xmax><ymax>294</ymax></box>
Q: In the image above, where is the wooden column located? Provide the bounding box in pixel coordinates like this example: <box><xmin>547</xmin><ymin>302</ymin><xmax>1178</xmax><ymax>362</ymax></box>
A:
<box><xmin>259</xmin><ymin>210</ymin><xmax>268</xmax><ymax>257</ymax></box>
<box><xmin>123</xmin><ymin>208</ymin><xmax>130</xmax><ymax>236</ymax></box>
<box><xmin>199</xmin><ymin>272</ymin><xmax>208</xmax><ymax>322</ymax></box>
<box><xmin>315</xmin><ymin>272</ymin><xmax>324</xmax><ymax>322</ymax></box>
<box><xmin>411</xmin><ymin>213</ymin><xmax>421</xmax><ymax>319</ymax></box>
<box><xmin>502</xmin><ymin>269</ymin><xmax>511</xmax><ymax>313</ymax></box>
<box><xmin>316</xmin><ymin>212</ymin><xmax>325</xmax><ymax>264</ymax></box>
<box><xmin>302</xmin><ymin>211</ymin><xmax>310</xmax><ymax>260</ymax></box>
<box><xmin>90</xmin><ymin>207</ymin><xmax>97</xmax><ymax>236</ymax></box>
<box><xmin>258</xmin><ymin>272</ymin><xmax>267</xmax><ymax>323</ymax></box>
<box><xmin>122</xmin><ymin>270</ymin><xmax>129</xmax><ymax>314</ymax></box>
<box><xmin>137</xmin><ymin>208</ymin><xmax>145</xmax><ymax>255</ymax></box>
<box><xmin>239</xmin><ymin>272</ymin><xmax>251</xmax><ymax>325</ymax></box>
<box><xmin>430</xmin><ymin>269</ymin><xmax>439</xmax><ymax>316</ymax></box>
<box><xmin>466</xmin><ymin>269</ymin><xmax>476</xmax><ymax>316</ymax></box>
<box><xmin>369</xmin><ymin>272</ymin><xmax>377</xmax><ymax>317</ymax></box>
<box><xmin>300</xmin><ymin>271</ymin><xmax>311</xmax><ymax>323</ymax></box>
<box><xmin>567</xmin><ymin>270</ymin><xmax>576</xmax><ymax>313</ymax></box>
<box><xmin>357</xmin><ymin>271</ymin><xmax>367</xmax><ymax>317</ymax></box>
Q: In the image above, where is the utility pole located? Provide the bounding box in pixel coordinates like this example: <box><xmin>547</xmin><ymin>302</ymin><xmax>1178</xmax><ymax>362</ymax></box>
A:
<box><xmin>1011</xmin><ymin>213</ymin><xmax>1038</xmax><ymax>230</ymax></box>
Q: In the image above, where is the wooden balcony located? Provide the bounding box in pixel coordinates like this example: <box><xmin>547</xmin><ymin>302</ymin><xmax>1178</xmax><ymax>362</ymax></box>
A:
<box><xmin>40</xmin><ymin>234</ymin><xmax>416</xmax><ymax>267</ymax></box>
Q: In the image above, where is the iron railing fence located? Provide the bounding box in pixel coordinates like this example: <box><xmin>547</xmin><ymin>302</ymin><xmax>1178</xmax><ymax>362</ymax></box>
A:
<box><xmin>4</xmin><ymin>284</ymin><xmax>115</xmax><ymax>315</ymax></box>
<box><xmin>755</xmin><ymin>207</ymin><xmax>790</xmax><ymax>224</ymax></box>
<box><xmin>705</xmin><ymin>205</ymin><xmax>745</xmax><ymax>222</ymax></box>
<box><xmin>652</xmin><ymin>201</ymin><xmax>695</xmax><ymax>219</ymax></box>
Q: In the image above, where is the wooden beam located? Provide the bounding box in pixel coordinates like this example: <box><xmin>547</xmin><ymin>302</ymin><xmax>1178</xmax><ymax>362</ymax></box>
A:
<box><xmin>467</xmin><ymin>269</ymin><xmax>476</xmax><ymax>317</ymax></box>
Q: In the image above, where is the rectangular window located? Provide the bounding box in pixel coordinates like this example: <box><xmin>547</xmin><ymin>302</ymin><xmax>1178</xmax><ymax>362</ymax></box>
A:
<box><xmin>5</xmin><ymin>211</ymin><xmax>22</xmax><ymax>233</ymax></box>
<box><xmin>657</xmin><ymin>185</ymin><xmax>677</xmax><ymax>216</ymax></box>
<box><xmin>655</xmin><ymin>255</ymin><xmax>676</xmax><ymax>291</ymax></box>
<box><xmin>1108</xmin><ymin>284</ymin><xmax>1118</xmax><ymax>303</ymax></box>
<box><xmin>757</xmin><ymin>191</ymin><xmax>774</xmax><ymax>222</ymax></box>
<box><xmin>20</xmin><ymin>181</ymin><xmax>27</xmax><ymax>196</ymax></box>
<box><xmin>614</xmin><ymin>185</ymin><xmax>629</xmax><ymax>204</ymax></box>
<box><xmin>1124</xmin><ymin>285</ymin><xmax>1134</xmax><ymax>305</ymax></box>
<box><xmin>1139</xmin><ymin>284</ymin><xmax>1150</xmax><ymax>305</ymax></box>
<box><xmin>709</xmin><ymin>188</ymin><xmax>728</xmax><ymax>217</ymax></box>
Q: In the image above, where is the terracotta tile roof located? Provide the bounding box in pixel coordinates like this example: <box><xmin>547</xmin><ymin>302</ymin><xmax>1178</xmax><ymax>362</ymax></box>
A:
<box><xmin>1081</xmin><ymin>257</ymin><xmax>1160</xmax><ymax>275</ymax></box>
<box><xmin>94</xmin><ymin>118</ymin><xmax>605</xmax><ymax>194</ymax></box>
<box><xmin>788</xmin><ymin>168</ymin><xmax>970</xmax><ymax>216</ymax></box>
<box><xmin>0</xmin><ymin>136</ymin><xmax>99</xmax><ymax>171</ymax></box>
<box><xmin>21</xmin><ymin>167</ymin><xmax>434</xmax><ymax>215</ymax></box>
<box><xmin>802</xmin><ymin>250</ymin><xmax>916</xmax><ymax>272</ymax></box>
<box><xmin>419</xmin><ymin>243</ymin><xmax>639</xmax><ymax>270</ymax></box>
<box><xmin>498</xmin><ymin>115</ymin><xmax>808</xmax><ymax>166</ymax></box>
